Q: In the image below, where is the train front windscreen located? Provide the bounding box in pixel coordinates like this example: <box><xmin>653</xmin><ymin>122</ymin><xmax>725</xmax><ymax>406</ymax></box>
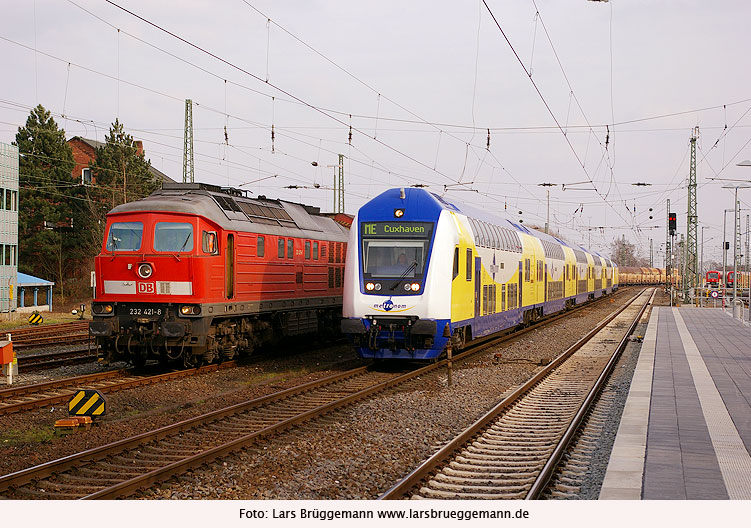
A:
<box><xmin>360</xmin><ymin>221</ymin><xmax>434</xmax><ymax>288</ymax></box>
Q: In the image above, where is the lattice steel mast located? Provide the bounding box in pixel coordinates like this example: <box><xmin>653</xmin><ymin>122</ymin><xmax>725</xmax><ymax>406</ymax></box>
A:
<box><xmin>685</xmin><ymin>127</ymin><xmax>699</xmax><ymax>302</ymax></box>
<box><xmin>183</xmin><ymin>99</ymin><xmax>195</xmax><ymax>183</ymax></box>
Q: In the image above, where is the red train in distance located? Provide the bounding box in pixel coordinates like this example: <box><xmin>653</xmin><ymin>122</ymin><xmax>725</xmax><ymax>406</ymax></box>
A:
<box><xmin>706</xmin><ymin>270</ymin><xmax>721</xmax><ymax>287</ymax></box>
<box><xmin>89</xmin><ymin>182</ymin><xmax>350</xmax><ymax>367</ymax></box>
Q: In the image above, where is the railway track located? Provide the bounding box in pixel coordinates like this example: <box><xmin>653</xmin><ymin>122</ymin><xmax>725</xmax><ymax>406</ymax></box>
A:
<box><xmin>5</xmin><ymin>322</ymin><xmax>92</xmax><ymax>351</ymax></box>
<box><xmin>380</xmin><ymin>287</ymin><xmax>653</xmax><ymax>500</ymax></box>
<box><xmin>0</xmin><ymin>362</ymin><xmax>237</xmax><ymax>416</ymax></box>
<box><xmin>18</xmin><ymin>347</ymin><xmax>99</xmax><ymax>371</ymax></box>
<box><xmin>0</xmin><ymin>289</ymin><xmax>634</xmax><ymax>499</ymax></box>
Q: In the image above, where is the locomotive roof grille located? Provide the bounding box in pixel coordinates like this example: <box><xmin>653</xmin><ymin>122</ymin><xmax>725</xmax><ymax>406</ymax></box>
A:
<box><xmin>210</xmin><ymin>193</ymin><xmax>299</xmax><ymax>228</ymax></box>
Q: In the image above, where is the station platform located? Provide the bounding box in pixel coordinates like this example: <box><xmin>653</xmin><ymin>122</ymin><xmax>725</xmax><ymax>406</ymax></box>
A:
<box><xmin>600</xmin><ymin>306</ymin><xmax>751</xmax><ymax>500</ymax></box>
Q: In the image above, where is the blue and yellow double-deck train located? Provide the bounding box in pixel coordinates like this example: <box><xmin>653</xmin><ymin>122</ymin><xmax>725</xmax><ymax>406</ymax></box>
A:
<box><xmin>341</xmin><ymin>188</ymin><xmax>618</xmax><ymax>360</ymax></box>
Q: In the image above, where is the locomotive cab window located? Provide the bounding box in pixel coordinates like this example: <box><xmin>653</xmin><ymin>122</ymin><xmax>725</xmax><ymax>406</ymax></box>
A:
<box><xmin>106</xmin><ymin>221</ymin><xmax>143</xmax><ymax>252</ymax></box>
<box><xmin>466</xmin><ymin>248</ymin><xmax>472</xmax><ymax>281</ymax></box>
<box><xmin>313</xmin><ymin>241</ymin><xmax>319</xmax><ymax>260</ymax></box>
<box><xmin>278</xmin><ymin>238</ymin><xmax>285</xmax><ymax>258</ymax></box>
<box><xmin>154</xmin><ymin>222</ymin><xmax>194</xmax><ymax>253</ymax></box>
<box><xmin>287</xmin><ymin>239</ymin><xmax>294</xmax><ymax>259</ymax></box>
<box><xmin>202</xmin><ymin>231</ymin><xmax>219</xmax><ymax>255</ymax></box>
<box><xmin>305</xmin><ymin>240</ymin><xmax>311</xmax><ymax>259</ymax></box>
<box><xmin>257</xmin><ymin>236</ymin><xmax>265</xmax><ymax>257</ymax></box>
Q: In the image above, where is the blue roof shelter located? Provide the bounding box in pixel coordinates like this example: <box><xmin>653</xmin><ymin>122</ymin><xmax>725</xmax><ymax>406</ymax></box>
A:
<box><xmin>17</xmin><ymin>272</ymin><xmax>54</xmax><ymax>312</ymax></box>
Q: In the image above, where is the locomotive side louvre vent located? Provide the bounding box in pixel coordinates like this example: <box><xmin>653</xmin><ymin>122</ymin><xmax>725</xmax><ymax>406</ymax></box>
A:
<box><xmin>328</xmin><ymin>267</ymin><xmax>334</xmax><ymax>288</ymax></box>
<box><xmin>296</xmin><ymin>271</ymin><xmax>303</xmax><ymax>284</ymax></box>
<box><xmin>335</xmin><ymin>267</ymin><xmax>342</xmax><ymax>288</ymax></box>
<box><xmin>328</xmin><ymin>244</ymin><xmax>334</xmax><ymax>263</ymax></box>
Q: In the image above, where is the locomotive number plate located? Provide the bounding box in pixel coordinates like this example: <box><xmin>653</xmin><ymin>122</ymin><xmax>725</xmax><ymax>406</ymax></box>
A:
<box><xmin>128</xmin><ymin>307</ymin><xmax>163</xmax><ymax>316</ymax></box>
<box><xmin>118</xmin><ymin>304</ymin><xmax>166</xmax><ymax>318</ymax></box>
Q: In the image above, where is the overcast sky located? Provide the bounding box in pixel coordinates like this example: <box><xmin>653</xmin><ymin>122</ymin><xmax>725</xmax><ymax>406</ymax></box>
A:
<box><xmin>2</xmin><ymin>0</ymin><xmax>750</xmax><ymax>264</ymax></box>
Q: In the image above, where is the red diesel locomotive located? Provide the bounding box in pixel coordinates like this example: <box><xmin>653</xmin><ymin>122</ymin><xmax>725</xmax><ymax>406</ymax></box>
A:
<box><xmin>89</xmin><ymin>182</ymin><xmax>350</xmax><ymax>367</ymax></box>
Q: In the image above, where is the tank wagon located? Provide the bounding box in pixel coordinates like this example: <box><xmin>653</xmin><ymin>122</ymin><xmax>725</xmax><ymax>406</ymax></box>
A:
<box><xmin>341</xmin><ymin>188</ymin><xmax>618</xmax><ymax>360</ymax></box>
<box><xmin>89</xmin><ymin>182</ymin><xmax>349</xmax><ymax>367</ymax></box>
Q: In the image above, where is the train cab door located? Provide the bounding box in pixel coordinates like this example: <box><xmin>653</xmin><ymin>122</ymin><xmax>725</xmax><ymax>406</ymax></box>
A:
<box><xmin>544</xmin><ymin>263</ymin><xmax>548</xmax><ymax>303</ymax></box>
<box><xmin>474</xmin><ymin>256</ymin><xmax>482</xmax><ymax>319</ymax></box>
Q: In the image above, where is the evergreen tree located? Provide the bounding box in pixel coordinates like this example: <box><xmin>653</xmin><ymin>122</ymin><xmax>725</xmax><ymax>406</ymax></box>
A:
<box><xmin>13</xmin><ymin>104</ymin><xmax>76</xmax><ymax>301</ymax></box>
<box><xmin>84</xmin><ymin>119</ymin><xmax>159</xmax><ymax>254</ymax></box>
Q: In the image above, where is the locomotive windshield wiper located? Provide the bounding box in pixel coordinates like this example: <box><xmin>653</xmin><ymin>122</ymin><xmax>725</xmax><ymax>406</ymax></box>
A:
<box><xmin>173</xmin><ymin>232</ymin><xmax>192</xmax><ymax>261</ymax></box>
<box><xmin>390</xmin><ymin>260</ymin><xmax>417</xmax><ymax>291</ymax></box>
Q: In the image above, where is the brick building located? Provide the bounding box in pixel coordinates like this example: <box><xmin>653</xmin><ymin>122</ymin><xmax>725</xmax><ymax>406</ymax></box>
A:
<box><xmin>67</xmin><ymin>136</ymin><xmax>174</xmax><ymax>185</ymax></box>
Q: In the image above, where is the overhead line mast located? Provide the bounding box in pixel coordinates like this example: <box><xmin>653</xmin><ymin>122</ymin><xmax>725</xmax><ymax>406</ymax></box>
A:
<box><xmin>685</xmin><ymin>127</ymin><xmax>699</xmax><ymax>303</ymax></box>
<box><xmin>183</xmin><ymin>99</ymin><xmax>195</xmax><ymax>183</ymax></box>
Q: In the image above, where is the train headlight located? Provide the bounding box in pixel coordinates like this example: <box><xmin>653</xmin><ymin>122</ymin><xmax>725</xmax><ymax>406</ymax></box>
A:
<box><xmin>374</xmin><ymin>283</ymin><xmax>381</xmax><ymax>291</ymax></box>
<box><xmin>92</xmin><ymin>303</ymin><xmax>113</xmax><ymax>315</ymax></box>
<box><xmin>180</xmin><ymin>305</ymin><xmax>201</xmax><ymax>315</ymax></box>
<box><xmin>410</xmin><ymin>283</ymin><xmax>420</xmax><ymax>291</ymax></box>
<box><xmin>137</xmin><ymin>263</ymin><xmax>153</xmax><ymax>279</ymax></box>
<box><xmin>366</xmin><ymin>282</ymin><xmax>375</xmax><ymax>291</ymax></box>
<box><xmin>404</xmin><ymin>284</ymin><xmax>411</xmax><ymax>291</ymax></box>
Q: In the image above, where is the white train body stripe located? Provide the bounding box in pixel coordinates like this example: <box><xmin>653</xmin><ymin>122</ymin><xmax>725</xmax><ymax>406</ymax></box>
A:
<box><xmin>104</xmin><ymin>280</ymin><xmax>136</xmax><ymax>294</ymax></box>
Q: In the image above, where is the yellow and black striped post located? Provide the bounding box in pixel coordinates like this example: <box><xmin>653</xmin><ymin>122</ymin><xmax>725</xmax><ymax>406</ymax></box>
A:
<box><xmin>28</xmin><ymin>312</ymin><xmax>43</xmax><ymax>325</ymax></box>
<box><xmin>68</xmin><ymin>390</ymin><xmax>106</xmax><ymax>417</ymax></box>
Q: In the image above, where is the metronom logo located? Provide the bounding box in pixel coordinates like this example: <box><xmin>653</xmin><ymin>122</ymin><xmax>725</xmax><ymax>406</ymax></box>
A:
<box><xmin>372</xmin><ymin>300</ymin><xmax>410</xmax><ymax>312</ymax></box>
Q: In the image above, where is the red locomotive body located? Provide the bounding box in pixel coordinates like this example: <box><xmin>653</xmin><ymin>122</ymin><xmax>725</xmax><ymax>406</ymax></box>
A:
<box><xmin>90</xmin><ymin>182</ymin><xmax>349</xmax><ymax>367</ymax></box>
<box><xmin>706</xmin><ymin>270</ymin><xmax>721</xmax><ymax>287</ymax></box>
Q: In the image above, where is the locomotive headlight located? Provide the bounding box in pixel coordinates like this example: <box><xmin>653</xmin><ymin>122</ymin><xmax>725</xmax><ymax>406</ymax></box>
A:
<box><xmin>374</xmin><ymin>283</ymin><xmax>381</xmax><ymax>291</ymax></box>
<box><xmin>92</xmin><ymin>303</ymin><xmax>113</xmax><ymax>315</ymax></box>
<box><xmin>410</xmin><ymin>283</ymin><xmax>420</xmax><ymax>291</ymax></box>
<box><xmin>180</xmin><ymin>305</ymin><xmax>201</xmax><ymax>315</ymax></box>
<box><xmin>137</xmin><ymin>262</ymin><xmax>153</xmax><ymax>279</ymax></box>
<box><xmin>404</xmin><ymin>283</ymin><xmax>411</xmax><ymax>291</ymax></box>
<box><xmin>366</xmin><ymin>282</ymin><xmax>375</xmax><ymax>291</ymax></box>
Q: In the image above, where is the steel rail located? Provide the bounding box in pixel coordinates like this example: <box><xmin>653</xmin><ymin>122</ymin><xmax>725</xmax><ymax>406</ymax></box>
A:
<box><xmin>0</xmin><ymin>288</ymin><xmax>629</xmax><ymax>498</ymax></box>
<box><xmin>524</xmin><ymin>288</ymin><xmax>655</xmax><ymax>499</ymax></box>
<box><xmin>0</xmin><ymin>362</ymin><xmax>236</xmax><ymax>416</ymax></box>
<box><xmin>379</xmin><ymin>288</ymin><xmax>646</xmax><ymax>500</ymax></box>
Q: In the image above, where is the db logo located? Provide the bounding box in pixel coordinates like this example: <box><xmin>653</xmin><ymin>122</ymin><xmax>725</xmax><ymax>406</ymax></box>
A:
<box><xmin>138</xmin><ymin>282</ymin><xmax>155</xmax><ymax>294</ymax></box>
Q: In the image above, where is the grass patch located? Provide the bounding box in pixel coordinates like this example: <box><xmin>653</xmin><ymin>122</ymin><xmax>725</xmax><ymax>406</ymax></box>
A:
<box><xmin>1</xmin><ymin>427</ymin><xmax>57</xmax><ymax>445</ymax></box>
<box><xmin>0</xmin><ymin>312</ymin><xmax>91</xmax><ymax>332</ymax></box>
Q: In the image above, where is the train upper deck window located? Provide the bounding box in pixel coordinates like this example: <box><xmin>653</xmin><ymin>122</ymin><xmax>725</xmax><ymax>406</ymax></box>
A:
<box><xmin>106</xmin><ymin>222</ymin><xmax>143</xmax><ymax>252</ymax></box>
<box><xmin>154</xmin><ymin>222</ymin><xmax>194</xmax><ymax>253</ymax></box>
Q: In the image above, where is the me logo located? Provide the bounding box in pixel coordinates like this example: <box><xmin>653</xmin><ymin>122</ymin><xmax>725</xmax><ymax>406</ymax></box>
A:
<box><xmin>382</xmin><ymin>299</ymin><xmax>394</xmax><ymax>311</ymax></box>
<box><xmin>363</xmin><ymin>223</ymin><xmax>376</xmax><ymax>235</ymax></box>
<box><xmin>138</xmin><ymin>282</ymin><xmax>155</xmax><ymax>294</ymax></box>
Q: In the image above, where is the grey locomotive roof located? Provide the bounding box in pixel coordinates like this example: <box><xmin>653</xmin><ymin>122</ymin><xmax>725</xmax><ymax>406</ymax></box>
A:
<box><xmin>108</xmin><ymin>187</ymin><xmax>349</xmax><ymax>242</ymax></box>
